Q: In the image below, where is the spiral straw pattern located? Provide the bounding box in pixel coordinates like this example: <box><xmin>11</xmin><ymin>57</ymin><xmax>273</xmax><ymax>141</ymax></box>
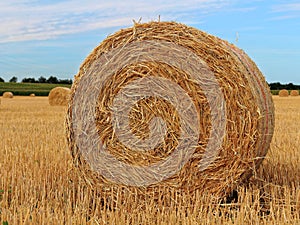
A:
<box><xmin>66</xmin><ymin>21</ymin><xmax>274</xmax><ymax>199</ymax></box>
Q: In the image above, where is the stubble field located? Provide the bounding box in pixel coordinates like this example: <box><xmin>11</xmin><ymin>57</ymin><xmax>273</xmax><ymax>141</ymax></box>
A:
<box><xmin>0</xmin><ymin>96</ymin><xmax>299</xmax><ymax>224</ymax></box>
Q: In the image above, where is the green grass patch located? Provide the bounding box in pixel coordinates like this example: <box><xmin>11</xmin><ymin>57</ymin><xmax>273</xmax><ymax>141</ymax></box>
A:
<box><xmin>0</xmin><ymin>82</ymin><xmax>296</xmax><ymax>97</ymax></box>
<box><xmin>0</xmin><ymin>83</ymin><xmax>71</xmax><ymax>96</ymax></box>
<box><xmin>271</xmin><ymin>90</ymin><xmax>280</xmax><ymax>95</ymax></box>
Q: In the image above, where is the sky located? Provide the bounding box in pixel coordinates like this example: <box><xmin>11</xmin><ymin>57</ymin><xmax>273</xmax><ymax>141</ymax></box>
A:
<box><xmin>0</xmin><ymin>0</ymin><xmax>299</xmax><ymax>84</ymax></box>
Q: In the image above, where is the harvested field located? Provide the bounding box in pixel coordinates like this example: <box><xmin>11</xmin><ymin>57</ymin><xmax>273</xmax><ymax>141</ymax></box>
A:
<box><xmin>0</xmin><ymin>96</ymin><xmax>299</xmax><ymax>224</ymax></box>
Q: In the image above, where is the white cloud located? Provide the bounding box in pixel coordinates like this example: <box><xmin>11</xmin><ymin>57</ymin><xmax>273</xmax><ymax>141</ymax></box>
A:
<box><xmin>270</xmin><ymin>2</ymin><xmax>300</xmax><ymax>20</ymax></box>
<box><xmin>0</xmin><ymin>0</ymin><xmax>232</xmax><ymax>43</ymax></box>
<box><xmin>272</xmin><ymin>3</ymin><xmax>300</xmax><ymax>12</ymax></box>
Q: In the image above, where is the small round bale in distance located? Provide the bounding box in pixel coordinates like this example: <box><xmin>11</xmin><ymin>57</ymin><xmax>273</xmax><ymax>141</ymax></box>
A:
<box><xmin>3</xmin><ymin>92</ymin><xmax>13</xmax><ymax>98</ymax></box>
<box><xmin>290</xmin><ymin>90</ymin><xmax>299</xmax><ymax>96</ymax></box>
<box><xmin>48</xmin><ymin>87</ymin><xmax>71</xmax><ymax>106</ymax></box>
<box><xmin>30</xmin><ymin>93</ymin><xmax>35</xmax><ymax>97</ymax></box>
<box><xmin>66</xmin><ymin>21</ymin><xmax>275</xmax><ymax>199</ymax></box>
<box><xmin>278</xmin><ymin>89</ymin><xmax>289</xmax><ymax>97</ymax></box>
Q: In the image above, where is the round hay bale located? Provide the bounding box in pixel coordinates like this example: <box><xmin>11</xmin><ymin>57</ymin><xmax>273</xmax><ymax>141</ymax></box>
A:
<box><xmin>66</xmin><ymin>21</ymin><xmax>274</xmax><ymax>199</ymax></box>
<box><xmin>29</xmin><ymin>93</ymin><xmax>35</xmax><ymax>97</ymax></box>
<box><xmin>278</xmin><ymin>89</ymin><xmax>289</xmax><ymax>97</ymax></box>
<box><xmin>48</xmin><ymin>87</ymin><xmax>71</xmax><ymax>106</ymax></box>
<box><xmin>3</xmin><ymin>92</ymin><xmax>13</xmax><ymax>98</ymax></box>
<box><xmin>290</xmin><ymin>90</ymin><xmax>299</xmax><ymax>96</ymax></box>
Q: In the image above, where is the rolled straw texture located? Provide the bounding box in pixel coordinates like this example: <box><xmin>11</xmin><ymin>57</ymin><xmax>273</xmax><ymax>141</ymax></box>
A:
<box><xmin>66</xmin><ymin>21</ymin><xmax>274</xmax><ymax>198</ymax></box>
<box><xmin>278</xmin><ymin>89</ymin><xmax>289</xmax><ymax>97</ymax></box>
<box><xmin>290</xmin><ymin>90</ymin><xmax>299</xmax><ymax>96</ymax></box>
<box><xmin>297</xmin><ymin>190</ymin><xmax>300</xmax><ymax>211</ymax></box>
<box><xmin>3</xmin><ymin>92</ymin><xmax>13</xmax><ymax>98</ymax></box>
<box><xmin>48</xmin><ymin>87</ymin><xmax>71</xmax><ymax>106</ymax></box>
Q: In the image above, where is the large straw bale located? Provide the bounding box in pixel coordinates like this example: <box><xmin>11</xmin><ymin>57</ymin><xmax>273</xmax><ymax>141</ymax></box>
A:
<box><xmin>66</xmin><ymin>21</ymin><xmax>275</xmax><ymax>199</ymax></box>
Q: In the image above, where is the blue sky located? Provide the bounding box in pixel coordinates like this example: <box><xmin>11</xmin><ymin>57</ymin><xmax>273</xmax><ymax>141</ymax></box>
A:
<box><xmin>0</xmin><ymin>0</ymin><xmax>299</xmax><ymax>84</ymax></box>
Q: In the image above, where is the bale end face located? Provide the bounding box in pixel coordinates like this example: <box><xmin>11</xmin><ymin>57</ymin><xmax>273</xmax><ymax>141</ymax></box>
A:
<box><xmin>66</xmin><ymin>21</ymin><xmax>275</xmax><ymax>199</ymax></box>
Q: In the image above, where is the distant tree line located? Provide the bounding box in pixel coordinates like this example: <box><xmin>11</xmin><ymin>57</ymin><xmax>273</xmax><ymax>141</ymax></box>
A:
<box><xmin>0</xmin><ymin>77</ymin><xmax>298</xmax><ymax>90</ymax></box>
<box><xmin>268</xmin><ymin>82</ymin><xmax>300</xmax><ymax>90</ymax></box>
<box><xmin>0</xmin><ymin>76</ymin><xmax>72</xmax><ymax>84</ymax></box>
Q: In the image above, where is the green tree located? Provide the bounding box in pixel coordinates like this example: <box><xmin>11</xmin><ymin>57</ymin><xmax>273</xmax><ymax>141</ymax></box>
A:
<box><xmin>0</xmin><ymin>77</ymin><xmax>4</xmax><ymax>82</ymax></box>
<box><xmin>47</xmin><ymin>76</ymin><xmax>58</xmax><ymax>84</ymax></box>
<box><xmin>22</xmin><ymin>77</ymin><xmax>36</xmax><ymax>83</ymax></box>
<box><xmin>38</xmin><ymin>76</ymin><xmax>47</xmax><ymax>83</ymax></box>
<box><xmin>9</xmin><ymin>76</ymin><xmax>18</xmax><ymax>83</ymax></box>
<box><xmin>58</xmin><ymin>79</ymin><xmax>73</xmax><ymax>84</ymax></box>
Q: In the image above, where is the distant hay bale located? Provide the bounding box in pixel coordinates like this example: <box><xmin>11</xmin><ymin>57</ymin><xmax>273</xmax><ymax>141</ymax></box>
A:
<box><xmin>3</xmin><ymin>92</ymin><xmax>13</xmax><ymax>98</ymax></box>
<box><xmin>29</xmin><ymin>93</ymin><xmax>35</xmax><ymax>97</ymax></box>
<box><xmin>290</xmin><ymin>90</ymin><xmax>299</xmax><ymax>96</ymax></box>
<box><xmin>278</xmin><ymin>89</ymin><xmax>289</xmax><ymax>97</ymax></box>
<box><xmin>66</xmin><ymin>21</ymin><xmax>275</xmax><ymax>199</ymax></box>
<box><xmin>48</xmin><ymin>87</ymin><xmax>71</xmax><ymax>106</ymax></box>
